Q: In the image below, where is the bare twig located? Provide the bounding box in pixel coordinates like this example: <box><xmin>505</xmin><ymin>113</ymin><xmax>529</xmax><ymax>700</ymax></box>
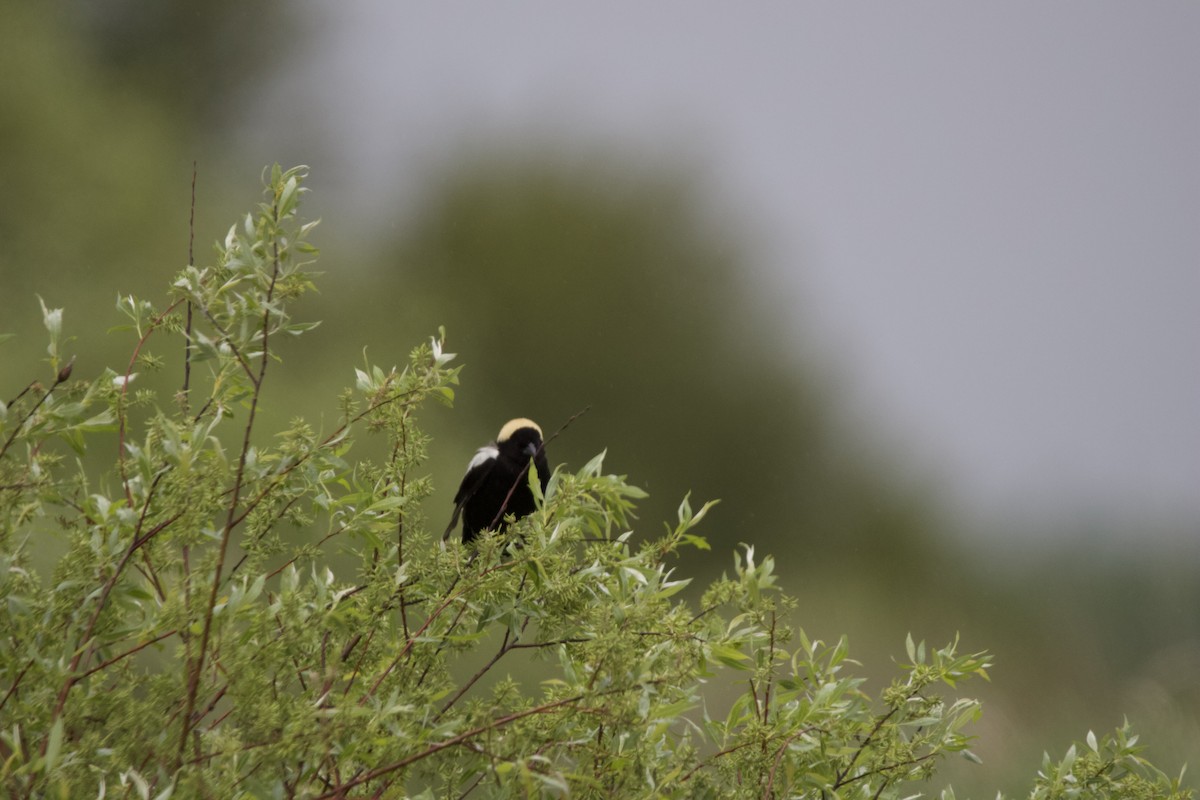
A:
<box><xmin>47</xmin><ymin>504</ymin><xmax>183</xmax><ymax>725</ymax></box>
<box><xmin>176</xmin><ymin>195</ymin><xmax>285</xmax><ymax>770</ymax></box>
<box><xmin>434</xmin><ymin>621</ymin><xmax>523</xmax><ymax>721</ymax></box>
<box><xmin>224</xmin><ymin>493</ymin><xmax>303</xmax><ymax>582</ymax></box>
<box><xmin>340</xmin><ymin>626</ymin><xmax>377</xmax><ymax>698</ymax></box>
<box><xmin>78</xmin><ymin>629</ymin><xmax>177</xmax><ymax>680</ymax></box>
<box><xmin>0</xmin><ymin>659</ymin><xmax>34</xmax><ymax>714</ymax></box>
<box><xmin>315</xmin><ymin>684</ymin><xmax>656</xmax><ymax>800</ymax></box>
<box><xmin>392</xmin><ymin>419</ymin><xmax>411</xmax><ymax>639</ymax></box>
<box><xmin>508</xmin><ymin>638</ymin><xmax>590</xmax><ymax>649</ymax></box>
<box><xmin>360</xmin><ymin>559</ymin><xmax>521</xmax><ymax>703</ymax></box>
<box><xmin>835</xmin><ymin>751</ymin><xmax>939</xmax><ymax>791</ymax></box>
<box><xmin>4</xmin><ymin>380</ymin><xmax>36</xmax><ymax>409</ymax></box>
<box><xmin>0</xmin><ymin>363</ymin><xmax>73</xmax><ymax>462</ymax></box>
<box><xmin>138</xmin><ymin>548</ymin><xmax>168</xmax><ymax>603</ymax></box>
<box><xmin>679</xmin><ymin>739</ymin><xmax>761</xmax><ymax>782</ymax></box>
<box><xmin>834</xmin><ymin>705</ymin><xmax>900</xmax><ymax>787</ymax></box>
<box><xmin>117</xmin><ymin>297</ymin><xmax>186</xmax><ymax>504</ymax></box>
<box><xmin>763</xmin><ymin>610</ymin><xmax>776</xmax><ymax>727</ymax></box>
<box><xmin>688</xmin><ymin>603</ymin><xmax>719</xmax><ymax>625</ymax></box>
<box><xmin>182</xmin><ymin>161</ymin><xmax>197</xmax><ymax>415</ymax></box>
<box><xmin>763</xmin><ymin>727</ymin><xmax>819</xmax><ymax>798</ymax></box>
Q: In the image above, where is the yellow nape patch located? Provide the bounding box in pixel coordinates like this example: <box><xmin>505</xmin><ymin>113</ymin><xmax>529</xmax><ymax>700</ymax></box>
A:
<box><xmin>498</xmin><ymin>417</ymin><xmax>542</xmax><ymax>442</ymax></box>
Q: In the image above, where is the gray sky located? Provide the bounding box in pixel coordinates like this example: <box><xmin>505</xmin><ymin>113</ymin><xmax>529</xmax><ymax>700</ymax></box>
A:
<box><xmin>256</xmin><ymin>2</ymin><xmax>1200</xmax><ymax>538</ymax></box>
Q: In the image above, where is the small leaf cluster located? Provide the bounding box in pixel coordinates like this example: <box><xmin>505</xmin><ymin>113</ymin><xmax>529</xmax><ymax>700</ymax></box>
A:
<box><xmin>0</xmin><ymin>166</ymin><xmax>1189</xmax><ymax>799</ymax></box>
<box><xmin>1018</xmin><ymin>723</ymin><xmax>1190</xmax><ymax>800</ymax></box>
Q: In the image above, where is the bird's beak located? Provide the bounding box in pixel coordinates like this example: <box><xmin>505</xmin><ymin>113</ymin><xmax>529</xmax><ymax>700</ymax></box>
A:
<box><xmin>524</xmin><ymin>443</ymin><xmax>538</xmax><ymax>458</ymax></box>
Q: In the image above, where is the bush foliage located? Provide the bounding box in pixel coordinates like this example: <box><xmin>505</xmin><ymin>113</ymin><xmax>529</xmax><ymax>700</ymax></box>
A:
<box><xmin>0</xmin><ymin>167</ymin><xmax>1189</xmax><ymax>799</ymax></box>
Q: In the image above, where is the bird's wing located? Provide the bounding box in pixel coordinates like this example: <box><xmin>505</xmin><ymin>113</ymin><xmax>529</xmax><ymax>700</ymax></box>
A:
<box><xmin>443</xmin><ymin>446</ymin><xmax>498</xmax><ymax>540</ymax></box>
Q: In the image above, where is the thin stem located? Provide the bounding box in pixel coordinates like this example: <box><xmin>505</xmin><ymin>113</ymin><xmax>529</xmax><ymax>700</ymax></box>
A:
<box><xmin>182</xmin><ymin>161</ymin><xmax>197</xmax><ymax>415</ymax></box>
<box><xmin>4</xmin><ymin>380</ymin><xmax>36</xmax><ymax>409</ymax></box>
<box><xmin>315</xmin><ymin>687</ymin><xmax>640</xmax><ymax>799</ymax></box>
<box><xmin>191</xmin><ymin>304</ymin><xmax>260</xmax><ymax>386</ymax></box>
<box><xmin>834</xmin><ymin>705</ymin><xmax>900</xmax><ymax>786</ymax></box>
<box><xmin>432</xmin><ymin>566</ymin><xmax>539</xmax><ymax>719</ymax></box>
<box><xmin>763</xmin><ymin>610</ymin><xmax>776</xmax><ymax>727</ymax></box>
<box><xmin>175</xmin><ymin>202</ymin><xmax>284</xmax><ymax>771</ymax></box>
<box><xmin>47</xmin><ymin>498</ymin><xmax>182</xmax><ymax>725</ymax></box>
<box><xmin>0</xmin><ymin>365</ymin><xmax>73</xmax><ymax>462</ymax></box>
<box><xmin>435</xmin><ymin>628</ymin><xmax>514</xmax><ymax>722</ymax></box>
<box><xmin>762</xmin><ymin>727</ymin><xmax>819</xmax><ymax>799</ymax></box>
<box><xmin>0</xmin><ymin>660</ymin><xmax>34</xmax><ymax>714</ymax></box>
<box><xmin>340</xmin><ymin>626</ymin><xmax>377</xmax><ymax>699</ymax></box>
<box><xmin>392</xmin><ymin>418</ymin><xmax>411</xmax><ymax>639</ymax></box>
<box><xmin>360</xmin><ymin>560</ymin><xmax>520</xmax><ymax>703</ymax></box>
<box><xmin>835</xmin><ymin>751</ymin><xmax>939</xmax><ymax>790</ymax></box>
<box><xmin>679</xmin><ymin>740</ymin><xmax>760</xmax><ymax>782</ymax></box>
<box><xmin>224</xmin><ymin>493</ymin><xmax>303</xmax><ymax>582</ymax></box>
<box><xmin>508</xmin><ymin>638</ymin><xmax>590</xmax><ymax>649</ymax></box>
<box><xmin>78</xmin><ymin>629</ymin><xmax>177</xmax><ymax>680</ymax></box>
<box><xmin>117</xmin><ymin>298</ymin><xmax>186</xmax><ymax>504</ymax></box>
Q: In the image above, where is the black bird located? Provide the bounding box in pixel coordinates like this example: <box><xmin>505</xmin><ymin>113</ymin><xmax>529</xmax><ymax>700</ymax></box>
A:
<box><xmin>445</xmin><ymin>418</ymin><xmax>550</xmax><ymax>543</ymax></box>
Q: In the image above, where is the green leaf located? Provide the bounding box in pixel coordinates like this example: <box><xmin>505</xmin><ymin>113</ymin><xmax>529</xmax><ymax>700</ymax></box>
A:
<box><xmin>677</xmin><ymin>492</ymin><xmax>693</xmax><ymax>525</ymax></box>
<box><xmin>44</xmin><ymin>717</ymin><xmax>64</xmax><ymax>772</ymax></box>
<box><xmin>709</xmin><ymin>643</ymin><xmax>750</xmax><ymax>670</ymax></box>
<box><xmin>580</xmin><ymin>449</ymin><xmax>607</xmax><ymax>477</ymax></box>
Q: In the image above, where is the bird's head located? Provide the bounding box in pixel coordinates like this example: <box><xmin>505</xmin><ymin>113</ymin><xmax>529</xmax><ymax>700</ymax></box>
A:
<box><xmin>497</xmin><ymin>418</ymin><xmax>544</xmax><ymax>459</ymax></box>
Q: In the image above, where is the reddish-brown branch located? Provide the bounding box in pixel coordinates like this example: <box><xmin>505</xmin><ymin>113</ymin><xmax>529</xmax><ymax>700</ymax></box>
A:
<box><xmin>176</xmin><ymin>206</ymin><xmax>283</xmax><ymax>771</ymax></box>
<box><xmin>763</xmin><ymin>610</ymin><xmax>776</xmax><ymax>727</ymax></box>
<box><xmin>313</xmin><ymin>692</ymin><xmax>591</xmax><ymax>799</ymax></box>
<box><xmin>117</xmin><ymin>297</ymin><xmax>186</xmax><ymax>504</ymax></box>
<box><xmin>390</xmin><ymin>421</ymin><xmax>411</xmax><ymax>639</ymax></box>
<box><xmin>508</xmin><ymin>638</ymin><xmax>590</xmax><ymax>649</ymax></box>
<box><xmin>835</xmin><ymin>751</ymin><xmax>940</xmax><ymax>791</ymax></box>
<box><xmin>0</xmin><ymin>659</ymin><xmax>34</xmax><ymax>714</ymax></box>
<box><xmin>435</xmin><ymin>629</ymin><xmax>514</xmax><ymax>722</ymax></box>
<box><xmin>47</xmin><ymin>506</ymin><xmax>184</xmax><ymax>727</ymax></box>
<box><xmin>763</xmin><ymin>727</ymin><xmax>819</xmax><ymax>798</ymax></box>
<box><xmin>434</xmin><ymin>570</ymin><xmax>540</xmax><ymax>720</ymax></box>
<box><xmin>360</xmin><ymin>559</ymin><xmax>520</xmax><ymax>703</ymax></box>
<box><xmin>224</xmin><ymin>493</ymin><xmax>304</xmax><ymax>582</ymax></box>
<box><xmin>678</xmin><ymin>738</ymin><xmax>763</xmax><ymax>783</ymax></box>
<box><xmin>834</xmin><ymin>705</ymin><xmax>900</xmax><ymax>787</ymax></box>
<box><xmin>78</xmin><ymin>629</ymin><xmax>177</xmax><ymax>680</ymax></box>
<box><xmin>182</xmin><ymin>161</ymin><xmax>197</xmax><ymax>415</ymax></box>
<box><xmin>340</xmin><ymin>626</ymin><xmax>377</xmax><ymax>699</ymax></box>
<box><xmin>0</xmin><ymin>364</ymin><xmax>74</xmax><ymax>462</ymax></box>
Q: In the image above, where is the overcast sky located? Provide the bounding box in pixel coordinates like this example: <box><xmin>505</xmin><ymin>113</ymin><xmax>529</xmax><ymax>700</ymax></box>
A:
<box><xmin>254</xmin><ymin>2</ymin><xmax>1200</xmax><ymax>538</ymax></box>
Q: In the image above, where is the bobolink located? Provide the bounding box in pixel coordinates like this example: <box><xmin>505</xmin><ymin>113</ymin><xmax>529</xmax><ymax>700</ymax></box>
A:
<box><xmin>445</xmin><ymin>418</ymin><xmax>550</xmax><ymax>543</ymax></box>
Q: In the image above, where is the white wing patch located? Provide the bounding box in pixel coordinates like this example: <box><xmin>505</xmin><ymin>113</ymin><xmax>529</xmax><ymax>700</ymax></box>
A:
<box><xmin>466</xmin><ymin>445</ymin><xmax>499</xmax><ymax>473</ymax></box>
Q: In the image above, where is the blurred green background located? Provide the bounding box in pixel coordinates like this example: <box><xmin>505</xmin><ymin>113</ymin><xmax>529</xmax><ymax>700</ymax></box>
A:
<box><xmin>2</xmin><ymin>2</ymin><xmax>1196</xmax><ymax>795</ymax></box>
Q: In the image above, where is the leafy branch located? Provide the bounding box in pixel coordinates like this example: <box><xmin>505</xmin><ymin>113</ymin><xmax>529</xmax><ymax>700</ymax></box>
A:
<box><xmin>0</xmin><ymin>165</ymin><xmax>1188</xmax><ymax>800</ymax></box>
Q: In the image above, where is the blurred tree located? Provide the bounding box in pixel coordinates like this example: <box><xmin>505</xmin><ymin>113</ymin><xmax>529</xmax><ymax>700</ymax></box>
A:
<box><xmin>0</xmin><ymin>1</ymin><xmax>178</xmax><ymax>302</ymax></box>
<box><xmin>0</xmin><ymin>0</ymin><xmax>287</xmax><ymax>389</ymax></box>
<box><xmin>1</xmin><ymin>6</ymin><xmax>1192</xmax><ymax>790</ymax></box>
<box><xmin>341</xmin><ymin>149</ymin><xmax>953</xmax><ymax>596</ymax></box>
<box><xmin>0</xmin><ymin>2</ymin><xmax>950</xmax><ymax>606</ymax></box>
<box><xmin>317</xmin><ymin>150</ymin><xmax>1196</xmax><ymax>796</ymax></box>
<box><xmin>59</xmin><ymin>0</ymin><xmax>292</xmax><ymax>127</ymax></box>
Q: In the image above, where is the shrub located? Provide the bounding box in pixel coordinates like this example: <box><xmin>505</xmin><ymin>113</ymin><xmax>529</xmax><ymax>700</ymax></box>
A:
<box><xmin>0</xmin><ymin>166</ymin><xmax>1188</xmax><ymax>799</ymax></box>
